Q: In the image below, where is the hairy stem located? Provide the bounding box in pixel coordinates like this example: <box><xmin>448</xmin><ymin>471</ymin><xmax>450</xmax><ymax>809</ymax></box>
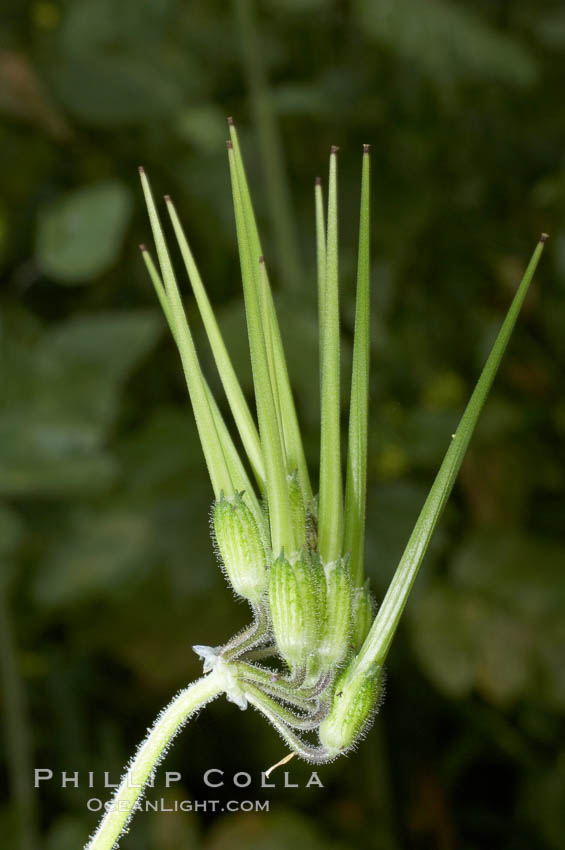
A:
<box><xmin>221</xmin><ymin>608</ymin><xmax>270</xmax><ymax>660</ymax></box>
<box><xmin>245</xmin><ymin>687</ymin><xmax>331</xmax><ymax>764</ymax></box>
<box><xmin>85</xmin><ymin>671</ymin><xmax>226</xmax><ymax>850</ymax></box>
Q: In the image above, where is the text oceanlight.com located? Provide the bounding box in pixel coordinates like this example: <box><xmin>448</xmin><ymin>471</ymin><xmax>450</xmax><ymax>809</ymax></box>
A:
<box><xmin>87</xmin><ymin>798</ymin><xmax>270</xmax><ymax>814</ymax></box>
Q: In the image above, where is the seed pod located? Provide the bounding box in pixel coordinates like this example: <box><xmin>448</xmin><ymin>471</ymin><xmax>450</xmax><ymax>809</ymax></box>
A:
<box><xmin>318</xmin><ymin>559</ymin><xmax>352</xmax><ymax>672</ymax></box>
<box><xmin>310</xmin><ymin>552</ymin><xmax>327</xmax><ymax>625</ymax></box>
<box><xmin>351</xmin><ymin>581</ymin><xmax>375</xmax><ymax>651</ymax></box>
<box><xmin>213</xmin><ymin>492</ymin><xmax>267</xmax><ymax>606</ymax></box>
<box><xmin>288</xmin><ymin>471</ymin><xmax>307</xmax><ymax>550</ymax></box>
<box><xmin>268</xmin><ymin>551</ymin><xmax>318</xmax><ymax>671</ymax></box>
<box><xmin>319</xmin><ymin>660</ymin><xmax>384</xmax><ymax>757</ymax></box>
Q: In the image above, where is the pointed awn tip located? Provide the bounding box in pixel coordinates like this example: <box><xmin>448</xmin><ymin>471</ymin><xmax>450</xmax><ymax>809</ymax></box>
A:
<box><xmin>164</xmin><ymin>194</ymin><xmax>171</xmax><ymax>202</ymax></box>
<box><xmin>315</xmin><ymin>176</ymin><xmax>322</xmax><ymax>186</ymax></box>
<box><xmin>330</xmin><ymin>145</ymin><xmax>340</xmax><ymax>155</ymax></box>
<box><xmin>138</xmin><ymin>165</ymin><xmax>145</xmax><ymax>174</ymax></box>
<box><xmin>363</xmin><ymin>144</ymin><xmax>370</xmax><ymax>153</ymax></box>
<box><xmin>540</xmin><ymin>232</ymin><xmax>550</xmax><ymax>243</ymax></box>
<box><xmin>139</xmin><ymin>243</ymin><xmax>147</xmax><ymax>252</ymax></box>
<box><xmin>227</xmin><ymin>116</ymin><xmax>234</xmax><ymax>126</ymax></box>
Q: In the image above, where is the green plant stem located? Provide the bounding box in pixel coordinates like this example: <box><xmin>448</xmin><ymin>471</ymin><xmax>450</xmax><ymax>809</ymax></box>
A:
<box><xmin>344</xmin><ymin>147</ymin><xmax>371</xmax><ymax>587</ymax></box>
<box><xmin>353</xmin><ymin>237</ymin><xmax>547</xmax><ymax>676</ymax></box>
<box><xmin>318</xmin><ymin>147</ymin><xmax>343</xmax><ymax>563</ymax></box>
<box><xmin>85</xmin><ymin>671</ymin><xmax>226</xmax><ymax>850</ymax></box>
<box><xmin>258</xmin><ymin>257</ymin><xmax>286</xmax><ymax>453</ymax></box>
<box><xmin>140</xmin><ymin>245</ymin><xmax>265</xmax><ymax>532</ymax></box>
<box><xmin>139</xmin><ymin>170</ymin><xmax>233</xmax><ymax>499</ymax></box>
<box><xmin>245</xmin><ymin>686</ymin><xmax>330</xmax><ymax>763</ymax></box>
<box><xmin>228</xmin><ymin>144</ymin><xmax>295</xmax><ymax>555</ymax></box>
<box><xmin>315</xmin><ymin>177</ymin><xmax>326</xmax><ymax>384</ymax></box>
<box><xmin>165</xmin><ymin>197</ymin><xmax>266</xmax><ymax>490</ymax></box>
<box><xmin>221</xmin><ymin>607</ymin><xmax>270</xmax><ymax>659</ymax></box>
<box><xmin>229</xmin><ymin>121</ymin><xmax>313</xmax><ymax>506</ymax></box>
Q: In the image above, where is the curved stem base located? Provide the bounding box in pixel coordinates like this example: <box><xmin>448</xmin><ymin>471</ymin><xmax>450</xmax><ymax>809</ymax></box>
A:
<box><xmin>85</xmin><ymin>671</ymin><xmax>225</xmax><ymax>850</ymax></box>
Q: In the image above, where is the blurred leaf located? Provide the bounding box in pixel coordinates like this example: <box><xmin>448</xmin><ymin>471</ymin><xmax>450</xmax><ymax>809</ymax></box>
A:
<box><xmin>48</xmin><ymin>0</ymin><xmax>190</xmax><ymax>125</ymax></box>
<box><xmin>49</xmin><ymin>57</ymin><xmax>185</xmax><ymax>125</ymax></box>
<box><xmin>451</xmin><ymin>533</ymin><xmax>565</xmax><ymax>619</ymax></box>
<box><xmin>410</xmin><ymin>533</ymin><xmax>565</xmax><ymax>707</ymax></box>
<box><xmin>411</xmin><ymin>583</ymin><xmax>534</xmax><ymax>703</ymax></box>
<box><xmin>408</xmin><ymin>585</ymin><xmax>479</xmax><ymax>697</ymax></box>
<box><xmin>107</xmin><ymin>572</ymin><xmax>226</xmax><ymax>688</ymax></box>
<box><xmin>117</xmin><ymin>406</ymin><xmax>204</xmax><ymax>494</ymax></box>
<box><xmin>357</xmin><ymin>0</ymin><xmax>537</xmax><ymax>86</ymax></box>
<box><xmin>32</xmin><ymin>506</ymin><xmax>153</xmax><ymax>608</ymax></box>
<box><xmin>35</xmin><ymin>180</ymin><xmax>133</xmax><ymax>284</ymax></box>
<box><xmin>40</xmin><ymin>311</ymin><xmax>160</xmax><ymax>386</ymax></box>
<box><xmin>58</xmin><ymin>0</ymin><xmax>176</xmax><ymax>53</ymax></box>
<box><xmin>0</xmin><ymin>311</ymin><xmax>160</xmax><ymax>495</ymax></box>
<box><xmin>0</xmin><ymin>421</ymin><xmax>116</xmax><ymax>497</ymax></box>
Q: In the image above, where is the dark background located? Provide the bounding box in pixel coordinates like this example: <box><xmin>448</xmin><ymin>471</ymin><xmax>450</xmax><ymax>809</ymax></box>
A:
<box><xmin>1</xmin><ymin>1</ymin><xmax>565</xmax><ymax>848</ymax></box>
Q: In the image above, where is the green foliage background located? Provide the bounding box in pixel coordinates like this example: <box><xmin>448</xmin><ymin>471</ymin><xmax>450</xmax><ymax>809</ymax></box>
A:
<box><xmin>1</xmin><ymin>1</ymin><xmax>564</xmax><ymax>848</ymax></box>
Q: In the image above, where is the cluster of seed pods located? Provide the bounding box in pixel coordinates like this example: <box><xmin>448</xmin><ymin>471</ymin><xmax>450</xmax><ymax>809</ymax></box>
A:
<box><xmin>210</xmin><ymin>487</ymin><xmax>384</xmax><ymax>762</ymax></box>
<box><xmin>139</xmin><ymin>117</ymin><xmax>546</xmax><ymax>765</ymax></box>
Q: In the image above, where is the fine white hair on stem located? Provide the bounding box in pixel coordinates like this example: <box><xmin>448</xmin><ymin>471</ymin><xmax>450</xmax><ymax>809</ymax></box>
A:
<box><xmin>84</xmin><ymin>672</ymin><xmax>226</xmax><ymax>850</ymax></box>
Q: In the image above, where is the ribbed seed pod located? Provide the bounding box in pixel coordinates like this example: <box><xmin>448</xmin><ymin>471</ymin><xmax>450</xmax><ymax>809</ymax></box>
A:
<box><xmin>268</xmin><ymin>551</ymin><xmax>318</xmax><ymax>671</ymax></box>
<box><xmin>310</xmin><ymin>552</ymin><xmax>327</xmax><ymax>626</ymax></box>
<box><xmin>351</xmin><ymin>580</ymin><xmax>375</xmax><ymax>651</ymax></box>
<box><xmin>318</xmin><ymin>558</ymin><xmax>352</xmax><ymax>672</ymax></box>
<box><xmin>213</xmin><ymin>492</ymin><xmax>267</xmax><ymax>606</ymax></box>
<box><xmin>288</xmin><ymin>471</ymin><xmax>307</xmax><ymax>550</ymax></box>
<box><xmin>319</xmin><ymin>659</ymin><xmax>384</xmax><ymax>757</ymax></box>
